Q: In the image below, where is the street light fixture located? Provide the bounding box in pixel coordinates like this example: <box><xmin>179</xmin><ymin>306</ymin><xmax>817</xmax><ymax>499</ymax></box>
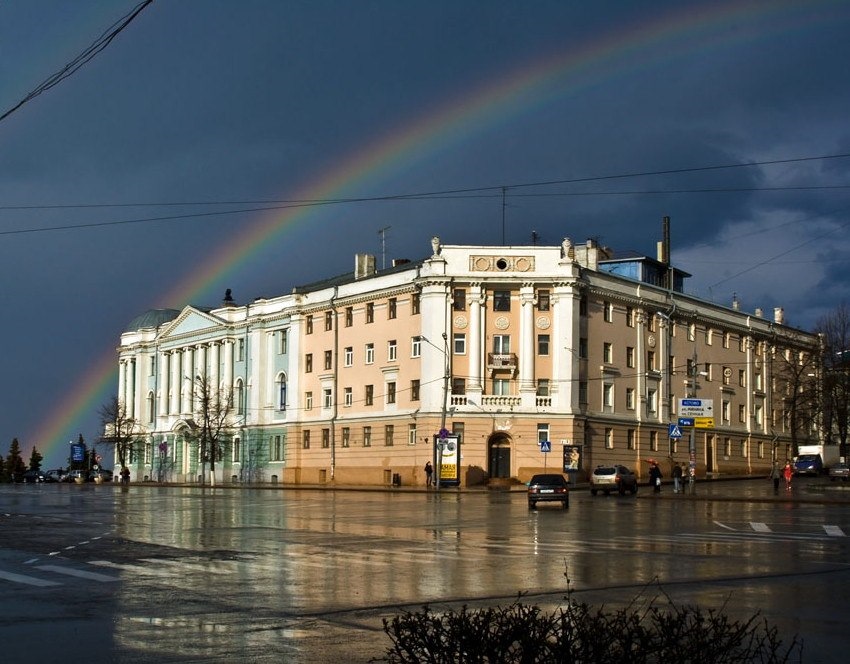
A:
<box><xmin>416</xmin><ymin>334</ymin><xmax>450</xmax><ymax>489</ymax></box>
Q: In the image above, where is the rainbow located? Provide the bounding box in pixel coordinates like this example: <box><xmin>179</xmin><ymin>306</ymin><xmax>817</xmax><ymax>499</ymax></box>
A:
<box><xmin>28</xmin><ymin>0</ymin><xmax>838</xmax><ymax>465</ymax></box>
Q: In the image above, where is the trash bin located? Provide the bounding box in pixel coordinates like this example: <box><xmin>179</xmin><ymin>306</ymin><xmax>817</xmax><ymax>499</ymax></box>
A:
<box><xmin>392</xmin><ymin>473</ymin><xmax>401</xmax><ymax>487</ymax></box>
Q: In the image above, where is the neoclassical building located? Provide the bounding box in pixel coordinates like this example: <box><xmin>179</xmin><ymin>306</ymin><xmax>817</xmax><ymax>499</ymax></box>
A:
<box><xmin>116</xmin><ymin>236</ymin><xmax>820</xmax><ymax>486</ymax></box>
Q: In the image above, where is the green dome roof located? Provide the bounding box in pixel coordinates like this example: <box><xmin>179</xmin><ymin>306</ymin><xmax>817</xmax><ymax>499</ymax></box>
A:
<box><xmin>124</xmin><ymin>309</ymin><xmax>180</xmax><ymax>332</ymax></box>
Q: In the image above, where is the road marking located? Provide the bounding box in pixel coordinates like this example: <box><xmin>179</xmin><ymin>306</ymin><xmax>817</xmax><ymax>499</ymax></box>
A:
<box><xmin>713</xmin><ymin>521</ymin><xmax>736</xmax><ymax>531</ymax></box>
<box><xmin>824</xmin><ymin>525</ymin><xmax>846</xmax><ymax>537</ymax></box>
<box><xmin>0</xmin><ymin>569</ymin><xmax>62</xmax><ymax>587</ymax></box>
<box><xmin>36</xmin><ymin>565</ymin><xmax>119</xmax><ymax>582</ymax></box>
<box><xmin>89</xmin><ymin>560</ymin><xmax>177</xmax><ymax>577</ymax></box>
<box><xmin>750</xmin><ymin>522</ymin><xmax>772</xmax><ymax>533</ymax></box>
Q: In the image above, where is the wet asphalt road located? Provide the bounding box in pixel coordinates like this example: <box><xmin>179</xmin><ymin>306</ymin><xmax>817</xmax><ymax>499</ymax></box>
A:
<box><xmin>1</xmin><ymin>477</ymin><xmax>849</xmax><ymax>663</ymax></box>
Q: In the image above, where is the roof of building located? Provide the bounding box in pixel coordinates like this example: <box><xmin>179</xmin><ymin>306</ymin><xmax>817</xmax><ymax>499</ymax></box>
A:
<box><xmin>124</xmin><ymin>308</ymin><xmax>180</xmax><ymax>332</ymax></box>
<box><xmin>291</xmin><ymin>257</ymin><xmax>425</xmax><ymax>294</ymax></box>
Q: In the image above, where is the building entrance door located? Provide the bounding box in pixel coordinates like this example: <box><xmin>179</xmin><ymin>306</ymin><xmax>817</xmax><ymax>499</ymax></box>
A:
<box><xmin>487</xmin><ymin>433</ymin><xmax>511</xmax><ymax>479</ymax></box>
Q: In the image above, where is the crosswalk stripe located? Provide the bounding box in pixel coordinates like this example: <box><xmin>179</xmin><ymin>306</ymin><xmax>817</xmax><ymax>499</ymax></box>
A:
<box><xmin>0</xmin><ymin>569</ymin><xmax>62</xmax><ymax>587</ymax></box>
<box><xmin>824</xmin><ymin>525</ymin><xmax>846</xmax><ymax>537</ymax></box>
<box><xmin>36</xmin><ymin>565</ymin><xmax>119</xmax><ymax>582</ymax></box>
<box><xmin>750</xmin><ymin>522</ymin><xmax>772</xmax><ymax>533</ymax></box>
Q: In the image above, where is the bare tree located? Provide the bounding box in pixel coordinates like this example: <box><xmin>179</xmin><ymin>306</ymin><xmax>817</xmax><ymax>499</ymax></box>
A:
<box><xmin>816</xmin><ymin>302</ymin><xmax>850</xmax><ymax>457</ymax></box>
<box><xmin>187</xmin><ymin>373</ymin><xmax>234</xmax><ymax>486</ymax></box>
<box><xmin>772</xmin><ymin>338</ymin><xmax>820</xmax><ymax>457</ymax></box>
<box><xmin>99</xmin><ymin>397</ymin><xmax>144</xmax><ymax>476</ymax></box>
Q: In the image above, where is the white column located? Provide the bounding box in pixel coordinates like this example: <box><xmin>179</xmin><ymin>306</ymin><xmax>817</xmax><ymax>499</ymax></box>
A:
<box><xmin>223</xmin><ymin>340</ymin><xmax>234</xmax><ymax>397</ymax></box>
<box><xmin>133</xmin><ymin>357</ymin><xmax>143</xmax><ymax>421</ymax></box>
<box><xmin>553</xmin><ymin>283</ymin><xmax>579</xmax><ymax>412</ymax></box>
<box><xmin>197</xmin><ymin>344</ymin><xmax>207</xmax><ymax>380</ymax></box>
<box><xmin>210</xmin><ymin>342</ymin><xmax>221</xmax><ymax>396</ymax></box>
<box><xmin>118</xmin><ymin>360</ymin><xmax>127</xmax><ymax>412</ymax></box>
<box><xmin>468</xmin><ymin>283</ymin><xmax>484</xmax><ymax>394</ymax></box>
<box><xmin>636</xmin><ymin>310</ymin><xmax>646</xmax><ymax>424</ymax></box>
<box><xmin>170</xmin><ymin>350</ymin><xmax>181</xmax><ymax>414</ymax></box>
<box><xmin>182</xmin><ymin>348</ymin><xmax>193</xmax><ymax>414</ymax></box>
<box><xmin>519</xmin><ymin>284</ymin><xmax>536</xmax><ymax>394</ymax></box>
<box><xmin>159</xmin><ymin>351</ymin><xmax>169</xmax><ymax>416</ymax></box>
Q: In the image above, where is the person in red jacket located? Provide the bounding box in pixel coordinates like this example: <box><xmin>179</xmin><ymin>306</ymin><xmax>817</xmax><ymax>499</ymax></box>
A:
<box><xmin>783</xmin><ymin>461</ymin><xmax>793</xmax><ymax>491</ymax></box>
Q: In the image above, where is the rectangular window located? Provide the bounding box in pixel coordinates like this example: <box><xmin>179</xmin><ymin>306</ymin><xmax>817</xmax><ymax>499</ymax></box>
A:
<box><xmin>411</xmin><ymin>293</ymin><xmax>420</xmax><ymax>315</ymax></box>
<box><xmin>305</xmin><ymin>353</ymin><xmax>313</xmax><ymax>373</ymax></box>
<box><xmin>754</xmin><ymin>404</ymin><xmax>763</xmax><ymax>425</ymax></box>
<box><xmin>306</xmin><ymin>315</ymin><xmax>313</xmax><ymax>335</ymax></box>
<box><xmin>324</xmin><ymin>350</ymin><xmax>333</xmax><ymax>371</ymax></box>
<box><xmin>647</xmin><ymin>350</ymin><xmax>656</xmax><ymax>371</ymax></box>
<box><xmin>627</xmin><ymin>429</ymin><xmax>636</xmax><ymax>450</ymax></box>
<box><xmin>344</xmin><ymin>346</ymin><xmax>353</xmax><ymax>367</ymax></box>
<box><xmin>388</xmin><ymin>297</ymin><xmax>397</xmax><ymax>319</ymax></box>
<box><xmin>325</xmin><ymin>311</ymin><xmax>333</xmax><ymax>331</ymax></box>
<box><xmin>605</xmin><ymin>427</ymin><xmax>614</xmax><ymax>449</ymax></box>
<box><xmin>536</xmin><ymin>379</ymin><xmax>550</xmax><ymax>396</ymax></box>
<box><xmin>537</xmin><ymin>423</ymin><xmax>550</xmax><ymax>444</ymax></box>
<box><xmin>365</xmin><ymin>385</ymin><xmax>374</xmax><ymax>406</ymax></box>
<box><xmin>302</xmin><ymin>430</ymin><xmax>311</xmax><ymax>449</ymax></box>
<box><xmin>493</xmin><ymin>290</ymin><xmax>511</xmax><ymax>311</ymax></box>
<box><xmin>722</xmin><ymin>400</ymin><xmax>730</xmax><ymax>424</ymax></box>
<box><xmin>345</xmin><ymin>306</ymin><xmax>353</xmax><ymax>327</ymax></box>
<box><xmin>739</xmin><ymin>335</ymin><xmax>746</xmax><ymax>352</ymax></box>
<box><xmin>626</xmin><ymin>346</ymin><xmax>635</xmax><ymax>368</ymax></box>
<box><xmin>647</xmin><ymin>389</ymin><xmax>657</xmax><ymax>413</ymax></box>
<box><xmin>408</xmin><ymin>423</ymin><xmax>417</xmax><ymax>445</ymax></box>
<box><xmin>385</xmin><ymin>424</ymin><xmax>394</xmax><ymax>446</ymax></box>
<box><xmin>237</xmin><ymin>339</ymin><xmax>245</xmax><ymax>362</ymax></box>
<box><xmin>706</xmin><ymin>329</ymin><xmax>713</xmax><ymax>345</ymax></box>
<box><xmin>626</xmin><ymin>306</ymin><xmax>634</xmax><ymax>327</ymax></box>
<box><xmin>739</xmin><ymin>369</ymin><xmax>746</xmax><ymax>387</ymax></box>
<box><xmin>453</xmin><ymin>288</ymin><xmax>466</xmax><ymax>311</ymax></box>
<box><xmin>603</xmin><ymin>342</ymin><xmax>613</xmax><ymax>364</ymax></box>
<box><xmin>603</xmin><ymin>383</ymin><xmax>614</xmax><ymax>408</ymax></box>
<box><xmin>321</xmin><ymin>428</ymin><xmax>330</xmax><ymax>449</ymax></box>
<box><xmin>388</xmin><ymin>340</ymin><xmax>397</xmax><ymax>362</ymax></box>
<box><xmin>344</xmin><ymin>387</ymin><xmax>353</xmax><ymax>407</ymax></box>
<box><xmin>723</xmin><ymin>332</ymin><xmax>730</xmax><ymax>349</ymax></box>
<box><xmin>322</xmin><ymin>388</ymin><xmax>332</xmax><ymax>408</ymax></box>
<box><xmin>411</xmin><ymin>337</ymin><xmax>421</xmax><ymax>358</ymax></box>
<box><xmin>538</xmin><ymin>334</ymin><xmax>550</xmax><ymax>356</ymax></box>
<box><xmin>366</xmin><ymin>302</ymin><xmax>374</xmax><ymax>323</ymax></box>
<box><xmin>386</xmin><ymin>381</ymin><xmax>396</xmax><ymax>404</ymax></box>
<box><xmin>493</xmin><ymin>378</ymin><xmax>510</xmax><ymax>396</ymax></box>
<box><xmin>272</xmin><ymin>434</ymin><xmax>284</xmax><ymax>461</ymax></box>
<box><xmin>604</xmin><ymin>301</ymin><xmax>613</xmax><ymax>322</ymax></box>
<box><xmin>411</xmin><ymin>379</ymin><xmax>420</xmax><ymax>401</ymax></box>
<box><xmin>688</xmin><ymin>323</ymin><xmax>695</xmax><ymax>341</ymax></box>
<box><xmin>305</xmin><ymin>391</ymin><xmax>313</xmax><ymax>411</ymax></box>
<box><xmin>493</xmin><ymin>334</ymin><xmax>511</xmax><ymax>354</ymax></box>
<box><xmin>342</xmin><ymin>428</ymin><xmax>350</xmax><ymax>448</ymax></box>
<box><xmin>724</xmin><ymin>437</ymin><xmax>732</xmax><ymax>457</ymax></box>
<box><xmin>278</xmin><ymin>329</ymin><xmax>288</xmax><ymax>354</ymax></box>
<box><xmin>454</xmin><ymin>333</ymin><xmax>466</xmax><ymax>355</ymax></box>
<box><xmin>626</xmin><ymin>387</ymin><xmax>635</xmax><ymax>410</ymax></box>
<box><xmin>365</xmin><ymin>343</ymin><xmax>374</xmax><ymax>364</ymax></box>
<box><xmin>579</xmin><ymin>381</ymin><xmax>588</xmax><ymax>404</ymax></box>
<box><xmin>232</xmin><ymin>438</ymin><xmax>241</xmax><ymax>463</ymax></box>
<box><xmin>650</xmin><ymin>431</ymin><xmax>658</xmax><ymax>452</ymax></box>
<box><xmin>537</xmin><ymin>289</ymin><xmax>550</xmax><ymax>311</ymax></box>
<box><xmin>738</xmin><ymin>404</ymin><xmax>746</xmax><ymax>423</ymax></box>
<box><xmin>579</xmin><ymin>337</ymin><xmax>588</xmax><ymax>359</ymax></box>
<box><xmin>363</xmin><ymin>426</ymin><xmax>371</xmax><ymax>447</ymax></box>
<box><xmin>452</xmin><ymin>377</ymin><xmax>466</xmax><ymax>395</ymax></box>
<box><xmin>647</xmin><ymin>314</ymin><xmax>656</xmax><ymax>333</ymax></box>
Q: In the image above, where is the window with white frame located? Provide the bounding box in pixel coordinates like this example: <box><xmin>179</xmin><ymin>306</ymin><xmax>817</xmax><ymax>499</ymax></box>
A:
<box><xmin>493</xmin><ymin>378</ymin><xmax>510</xmax><ymax>396</ymax></box>
<box><xmin>722</xmin><ymin>400</ymin><xmax>730</xmax><ymax>424</ymax></box>
<box><xmin>650</xmin><ymin>431</ymin><xmax>658</xmax><ymax>451</ymax></box>
<box><xmin>388</xmin><ymin>297</ymin><xmax>397</xmax><ymax>319</ymax></box>
<box><xmin>536</xmin><ymin>379</ymin><xmax>550</xmax><ymax>396</ymax></box>
<box><xmin>454</xmin><ymin>333</ymin><xmax>466</xmax><ymax>355</ymax></box>
<box><xmin>344</xmin><ymin>387</ymin><xmax>352</xmax><ymax>407</ymax></box>
<box><xmin>278</xmin><ymin>329</ymin><xmax>288</xmax><ymax>354</ymax></box>
<box><xmin>626</xmin><ymin>306</ymin><xmax>635</xmax><ymax>327</ymax></box>
<box><xmin>341</xmin><ymin>428</ymin><xmax>350</xmax><ymax>448</ymax></box>
<box><xmin>626</xmin><ymin>387</ymin><xmax>635</xmax><ymax>410</ymax></box>
<box><xmin>627</xmin><ymin>429</ymin><xmax>636</xmax><ymax>450</ymax></box>
<box><xmin>411</xmin><ymin>337</ymin><xmax>421</xmax><ymax>358</ymax></box>
<box><xmin>302</xmin><ymin>430</ymin><xmax>310</xmax><ymax>449</ymax></box>
<box><xmin>647</xmin><ymin>389</ymin><xmax>657</xmax><ymax>413</ymax></box>
<box><xmin>538</xmin><ymin>334</ymin><xmax>550</xmax><ymax>356</ymax></box>
<box><xmin>493</xmin><ymin>334</ymin><xmax>511</xmax><ymax>353</ymax></box>
<box><xmin>235</xmin><ymin>379</ymin><xmax>244</xmax><ymax>415</ymax></box>
<box><xmin>603</xmin><ymin>342</ymin><xmax>613</xmax><ymax>364</ymax></box>
<box><xmin>605</xmin><ymin>427</ymin><xmax>614</xmax><ymax>448</ymax></box>
<box><xmin>276</xmin><ymin>373</ymin><xmax>287</xmax><ymax>411</ymax></box>
<box><xmin>537</xmin><ymin>423</ymin><xmax>550</xmax><ymax>444</ymax></box>
<box><xmin>626</xmin><ymin>346</ymin><xmax>635</xmax><ymax>368</ymax></box>
<box><xmin>604</xmin><ymin>301</ymin><xmax>613</xmax><ymax>322</ymax></box>
<box><xmin>408</xmin><ymin>423</ymin><xmax>417</xmax><ymax>445</ymax></box>
<box><xmin>384</xmin><ymin>424</ymin><xmax>394</xmax><ymax>446</ymax></box>
<box><xmin>603</xmin><ymin>383</ymin><xmax>614</xmax><ymax>408</ymax></box>
<box><xmin>386</xmin><ymin>381</ymin><xmax>396</xmax><ymax>404</ymax></box>
<box><xmin>322</xmin><ymin>388</ymin><xmax>332</xmax><ymax>408</ymax></box>
<box><xmin>344</xmin><ymin>346</ymin><xmax>353</xmax><ymax>367</ymax></box>
<box><xmin>305</xmin><ymin>391</ymin><xmax>313</xmax><ymax>411</ymax></box>
<box><xmin>322</xmin><ymin>428</ymin><xmax>330</xmax><ymax>448</ymax></box>
<box><xmin>363</xmin><ymin>426</ymin><xmax>371</xmax><ymax>447</ymax></box>
<box><xmin>388</xmin><ymin>340</ymin><xmax>397</xmax><ymax>362</ymax></box>
<box><xmin>365</xmin><ymin>343</ymin><xmax>374</xmax><ymax>364</ymax></box>
<box><xmin>537</xmin><ymin>290</ymin><xmax>550</xmax><ymax>311</ymax></box>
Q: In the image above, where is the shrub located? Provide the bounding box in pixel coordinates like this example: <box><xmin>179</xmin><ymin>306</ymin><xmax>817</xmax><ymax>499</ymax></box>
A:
<box><xmin>373</xmin><ymin>588</ymin><xmax>801</xmax><ymax>663</ymax></box>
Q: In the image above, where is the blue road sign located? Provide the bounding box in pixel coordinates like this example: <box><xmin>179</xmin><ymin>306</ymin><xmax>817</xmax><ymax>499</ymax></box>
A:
<box><xmin>668</xmin><ymin>424</ymin><xmax>683</xmax><ymax>439</ymax></box>
<box><xmin>539</xmin><ymin>440</ymin><xmax>552</xmax><ymax>453</ymax></box>
<box><xmin>678</xmin><ymin>417</ymin><xmax>694</xmax><ymax>427</ymax></box>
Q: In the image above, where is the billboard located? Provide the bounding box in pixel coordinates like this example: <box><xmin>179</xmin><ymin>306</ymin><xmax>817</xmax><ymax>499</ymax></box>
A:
<box><xmin>434</xmin><ymin>433</ymin><xmax>461</xmax><ymax>487</ymax></box>
<box><xmin>563</xmin><ymin>444</ymin><xmax>582</xmax><ymax>472</ymax></box>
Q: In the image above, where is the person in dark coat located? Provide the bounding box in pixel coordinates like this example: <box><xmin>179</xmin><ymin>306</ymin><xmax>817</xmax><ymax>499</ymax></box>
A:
<box><xmin>424</xmin><ymin>461</ymin><xmax>433</xmax><ymax>486</ymax></box>
<box><xmin>672</xmin><ymin>462</ymin><xmax>683</xmax><ymax>493</ymax></box>
<box><xmin>649</xmin><ymin>463</ymin><xmax>662</xmax><ymax>493</ymax></box>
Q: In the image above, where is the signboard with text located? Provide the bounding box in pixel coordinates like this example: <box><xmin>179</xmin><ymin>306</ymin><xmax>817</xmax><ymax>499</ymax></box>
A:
<box><xmin>434</xmin><ymin>433</ymin><xmax>461</xmax><ymax>487</ymax></box>
<box><xmin>678</xmin><ymin>398</ymin><xmax>714</xmax><ymax>418</ymax></box>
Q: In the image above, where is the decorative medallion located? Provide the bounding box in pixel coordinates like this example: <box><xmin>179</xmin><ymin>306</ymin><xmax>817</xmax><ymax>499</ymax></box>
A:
<box><xmin>647</xmin><ymin>335</ymin><xmax>656</xmax><ymax>347</ymax></box>
<box><xmin>454</xmin><ymin>315</ymin><xmax>468</xmax><ymax>329</ymax></box>
<box><xmin>495</xmin><ymin>316</ymin><xmax>510</xmax><ymax>330</ymax></box>
<box><xmin>535</xmin><ymin>316</ymin><xmax>551</xmax><ymax>330</ymax></box>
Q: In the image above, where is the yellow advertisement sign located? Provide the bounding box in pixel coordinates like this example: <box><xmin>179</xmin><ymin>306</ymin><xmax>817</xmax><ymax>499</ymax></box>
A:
<box><xmin>694</xmin><ymin>417</ymin><xmax>715</xmax><ymax>429</ymax></box>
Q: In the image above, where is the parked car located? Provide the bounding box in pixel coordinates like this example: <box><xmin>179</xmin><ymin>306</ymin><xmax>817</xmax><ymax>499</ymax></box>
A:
<box><xmin>829</xmin><ymin>462</ymin><xmax>849</xmax><ymax>482</ymax></box>
<box><xmin>590</xmin><ymin>465</ymin><xmax>639</xmax><ymax>496</ymax></box>
<box><xmin>44</xmin><ymin>469</ymin><xmax>64</xmax><ymax>483</ymax></box>
<box><xmin>527</xmin><ymin>473</ymin><xmax>570</xmax><ymax>510</ymax></box>
<box><xmin>64</xmin><ymin>470</ymin><xmax>87</xmax><ymax>483</ymax></box>
<box><xmin>89</xmin><ymin>469</ymin><xmax>113</xmax><ymax>482</ymax></box>
<box><xmin>22</xmin><ymin>469</ymin><xmax>48</xmax><ymax>483</ymax></box>
<box><xmin>793</xmin><ymin>454</ymin><xmax>824</xmax><ymax>476</ymax></box>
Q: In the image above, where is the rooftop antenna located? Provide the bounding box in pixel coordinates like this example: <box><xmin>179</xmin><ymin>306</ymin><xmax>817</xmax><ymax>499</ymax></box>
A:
<box><xmin>531</xmin><ymin>230</ymin><xmax>539</xmax><ymax>246</ymax></box>
<box><xmin>378</xmin><ymin>226</ymin><xmax>391</xmax><ymax>270</ymax></box>
<box><xmin>501</xmin><ymin>187</ymin><xmax>507</xmax><ymax>245</ymax></box>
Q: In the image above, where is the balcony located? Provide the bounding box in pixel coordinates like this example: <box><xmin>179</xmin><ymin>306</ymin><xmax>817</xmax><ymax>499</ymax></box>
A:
<box><xmin>488</xmin><ymin>352</ymin><xmax>518</xmax><ymax>376</ymax></box>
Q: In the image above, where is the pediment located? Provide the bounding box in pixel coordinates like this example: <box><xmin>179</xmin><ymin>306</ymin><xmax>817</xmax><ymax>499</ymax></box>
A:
<box><xmin>160</xmin><ymin>307</ymin><xmax>223</xmax><ymax>340</ymax></box>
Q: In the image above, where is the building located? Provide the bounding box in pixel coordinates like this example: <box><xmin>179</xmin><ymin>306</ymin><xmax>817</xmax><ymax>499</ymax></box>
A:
<box><xmin>116</xmin><ymin>236</ymin><xmax>820</xmax><ymax>486</ymax></box>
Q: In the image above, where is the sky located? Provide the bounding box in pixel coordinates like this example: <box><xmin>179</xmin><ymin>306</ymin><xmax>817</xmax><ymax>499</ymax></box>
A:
<box><xmin>2</xmin><ymin>0</ymin><xmax>850</xmax><ymax>470</ymax></box>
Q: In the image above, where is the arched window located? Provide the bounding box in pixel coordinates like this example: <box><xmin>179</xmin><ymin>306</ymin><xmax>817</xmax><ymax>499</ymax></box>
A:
<box><xmin>234</xmin><ymin>379</ymin><xmax>244</xmax><ymax>415</ymax></box>
<box><xmin>276</xmin><ymin>372</ymin><xmax>287</xmax><ymax>412</ymax></box>
<box><xmin>147</xmin><ymin>391</ymin><xmax>155</xmax><ymax>423</ymax></box>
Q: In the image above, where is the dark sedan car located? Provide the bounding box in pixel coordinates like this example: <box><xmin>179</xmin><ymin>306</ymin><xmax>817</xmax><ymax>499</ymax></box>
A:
<box><xmin>829</xmin><ymin>462</ymin><xmax>849</xmax><ymax>481</ymax></box>
<box><xmin>22</xmin><ymin>469</ymin><xmax>48</xmax><ymax>483</ymax></box>
<box><xmin>527</xmin><ymin>473</ymin><xmax>570</xmax><ymax>510</ymax></box>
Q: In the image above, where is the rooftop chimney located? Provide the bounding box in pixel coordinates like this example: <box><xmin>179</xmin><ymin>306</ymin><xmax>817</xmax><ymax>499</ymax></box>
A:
<box><xmin>355</xmin><ymin>254</ymin><xmax>376</xmax><ymax>280</ymax></box>
<box><xmin>774</xmin><ymin>307</ymin><xmax>785</xmax><ymax>325</ymax></box>
<box><xmin>755</xmin><ymin>307</ymin><xmax>763</xmax><ymax>318</ymax></box>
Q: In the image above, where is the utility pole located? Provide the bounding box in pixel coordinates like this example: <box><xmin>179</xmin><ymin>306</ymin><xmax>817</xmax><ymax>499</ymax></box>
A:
<box><xmin>687</xmin><ymin>349</ymin><xmax>698</xmax><ymax>494</ymax></box>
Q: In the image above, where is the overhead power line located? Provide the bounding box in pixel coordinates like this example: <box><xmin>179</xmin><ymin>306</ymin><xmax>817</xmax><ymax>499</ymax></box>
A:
<box><xmin>0</xmin><ymin>0</ymin><xmax>154</xmax><ymax>124</ymax></box>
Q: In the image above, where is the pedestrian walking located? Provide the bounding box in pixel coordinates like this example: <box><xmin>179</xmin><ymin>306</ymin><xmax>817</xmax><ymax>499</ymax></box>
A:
<box><xmin>770</xmin><ymin>463</ymin><xmax>781</xmax><ymax>494</ymax></box>
<box><xmin>424</xmin><ymin>461</ymin><xmax>433</xmax><ymax>486</ymax></box>
<box><xmin>672</xmin><ymin>462</ymin><xmax>683</xmax><ymax>493</ymax></box>
<box><xmin>783</xmin><ymin>461</ymin><xmax>793</xmax><ymax>491</ymax></box>
<box><xmin>649</xmin><ymin>462</ymin><xmax>662</xmax><ymax>493</ymax></box>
